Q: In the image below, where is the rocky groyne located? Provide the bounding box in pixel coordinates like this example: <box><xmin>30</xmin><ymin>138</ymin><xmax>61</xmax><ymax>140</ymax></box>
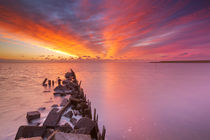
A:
<box><xmin>15</xmin><ymin>69</ymin><xmax>106</xmax><ymax>140</ymax></box>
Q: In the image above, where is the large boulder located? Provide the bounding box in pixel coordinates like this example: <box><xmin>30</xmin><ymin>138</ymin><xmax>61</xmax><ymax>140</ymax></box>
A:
<box><xmin>74</xmin><ymin>117</ymin><xmax>97</xmax><ymax>138</ymax></box>
<box><xmin>43</xmin><ymin>108</ymin><xmax>60</xmax><ymax>128</ymax></box>
<box><xmin>15</xmin><ymin>126</ymin><xmax>46</xmax><ymax>140</ymax></box>
<box><xmin>56</xmin><ymin>123</ymin><xmax>72</xmax><ymax>133</ymax></box>
<box><xmin>26</xmin><ymin>111</ymin><xmax>40</xmax><ymax>122</ymax></box>
<box><xmin>49</xmin><ymin>132</ymin><xmax>91</xmax><ymax>140</ymax></box>
<box><xmin>18</xmin><ymin>137</ymin><xmax>43</xmax><ymax>140</ymax></box>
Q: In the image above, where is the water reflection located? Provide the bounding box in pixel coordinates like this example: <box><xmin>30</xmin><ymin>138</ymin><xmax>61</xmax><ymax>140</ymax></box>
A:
<box><xmin>0</xmin><ymin>63</ymin><xmax>210</xmax><ymax>140</ymax></box>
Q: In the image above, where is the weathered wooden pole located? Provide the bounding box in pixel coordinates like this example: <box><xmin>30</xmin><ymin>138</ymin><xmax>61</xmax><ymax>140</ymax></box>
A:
<box><xmin>102</xmin><ymin>125</ymin><xmax>106</xmax><ymax>140</ymax></box>
<box><xmin>58</xmin><ymin>77</ymin><xmax>61</xmax><ymax>86</ymax></box>
<box><xmin>96</xmin><ymin>114</ymin><xmax>98</xmax><ymax>123</ymax></box>
<box><xmin>42</xmin><ymin>78</ymin><xmax>47</xmax><ymax>86</ymax></box>
<box><xmin>94</xmin><ymin>108</ymin><xmax>96</xmax><ymax>121</ymax></box>
<box><xmin>48</xmin><ymin>80</ymin><xmax>51</xmax><ymax>86</ymax></box>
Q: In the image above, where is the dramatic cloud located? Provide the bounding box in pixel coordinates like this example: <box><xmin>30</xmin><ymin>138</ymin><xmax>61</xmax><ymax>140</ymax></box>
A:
<box><xmin>0</xmin><ymin>0</ymin><xmax>209</xmax><ymax>60</ymax></box>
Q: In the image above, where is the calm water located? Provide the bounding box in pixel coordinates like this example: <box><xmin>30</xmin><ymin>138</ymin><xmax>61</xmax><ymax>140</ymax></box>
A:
<box><xmin>0</xmin><ymin>62</ymin><xmax>210</xmax><ymax>140</ymax></box>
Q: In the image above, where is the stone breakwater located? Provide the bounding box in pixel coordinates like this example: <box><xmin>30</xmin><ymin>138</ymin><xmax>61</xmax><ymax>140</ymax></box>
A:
<box><xmin>15</xmin><ymin>69</ymin><xmax>106</xmax><ymax>140</ymax></box>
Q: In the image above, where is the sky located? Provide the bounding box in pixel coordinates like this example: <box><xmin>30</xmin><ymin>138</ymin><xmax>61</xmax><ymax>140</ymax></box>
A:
<box><xmin>0</xmin><ymin>0</ymin><xmax>210</xmax><ymax>61</ymax></box>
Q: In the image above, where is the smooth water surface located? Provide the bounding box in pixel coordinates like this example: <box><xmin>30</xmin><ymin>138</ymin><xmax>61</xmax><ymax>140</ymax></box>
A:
<box><xmin>0</xmin><ymin>62</ymin><xmax>210</xmax><ymax>140</ymax></box>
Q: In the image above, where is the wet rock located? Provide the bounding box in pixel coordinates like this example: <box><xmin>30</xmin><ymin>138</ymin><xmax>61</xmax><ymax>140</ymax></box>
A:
<box><xmin>26</xmin><ymin>111</ymin><xmax>40</xmax><ymax>122</ymax></box>
<box><xmin>65</xmin><ymin>72</ymin><xmax>72</xmax><ymax>79</ymax></box>
<box><xmin>51</xmin><ymin>104</ymin><xmax>58</xmax><ymax>108</ymax></box>
<box><xmin>30</xmin><ymin>122</ymin><xmax>41</xmax><ymax>126</ymax></box>
<box><xmin>60</xmin><ymin>98</ymin><xmax>68</xmax><ymax>106</ymax></box>
<box><xmin>76</xmin><ymin>104</ymin><xmax>82</xmax><ymax>110</ymax></box>
<box><xmin>15</xmin><ymin>126</ymin><xmax>46</xmax><ymax>140</ymax></box>
<box><xmin>49</xmin><ymin>132</ymin><xmax>91</xmax><ymax>140</ymax></box>
<box><xmin>70</xmin><ymin>97</ymin><xmax>81</xmax><ymax>105</ymax></box>
<box><xmin>74</xmin><ymin>117</ymin><xmax>97</xmax><ymax>138</ymax></box>
<box><xmin>80</xmin><ymin>102</ymin><xmax>88</xmax><ymax>109</ymax></box>
<box><xmin>43</xmin><ymin>108</ymin><xmax>60</xmax><ymax>128</ymax></box>
<box><xmin>64</xmin><ymin>111</ymin><xmax>73</xmax><ymax>118</ymax></box>
<box><xmin>70</xmin><ymin>117</ymin><xmax>77</xmax><ymax>126</ymax></box>
<box><xmin>53</xmin><ymin>92</ymin><xmax>66</xmax><ymax>96</ymax></box>
<box><xmin>72</xmin><ymin>128</ymin><xmax>91</xmax><ymax>135</ymax></box>
<box><xmin>38</xmin><ymin>107</ymin><xmax>46</xmax><ymax>111</ymax></box>
<box><xmin>18</xmin><ymin>137</ymin><xmax>43</xmax><ymax>140</ymax></box>
<box><xmin>71</xmin><ymin>105</ymin><xmax>76</xmax><ymax>110</ymax></box>
<box><xmin>57</xmin><ymin>123</ymin><xmax>72</xmax><ymax>133</ymax></box>
<box><xmin>43</xmin><ymin>90</ymin><xmax>50</xmax><ymax>93</ymax></box>
<box><xmin>84</xmin><ymin>107</ymin><xmax>91</xmax><ymax>118</ymax></box>
<box><xmin>54</xmin><ymin>85</ymin><xmax>65</xmax><ymax>91</ymax></box>
<box><xmin>43</xmin><ymin>128</ymin><xmax>54</xmax><ymax>138</ymax></box>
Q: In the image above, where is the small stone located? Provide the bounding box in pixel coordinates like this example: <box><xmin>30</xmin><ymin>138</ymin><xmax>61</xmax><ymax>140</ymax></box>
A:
<box><xmin>51</xmin><ymin>104</ymin><xmax>58</xmax><ymax>108</ymax></box>
<box><xmin>57</xmin><ymin>123</ymin><xmax>72</xmax><ymax>133</ymax></box>
<box><xmin>80</xmin><ymin>102</ymin><xmax>88</xmax><ymax>109</ymax></box>
<box><xmin>84</xmin><ymin>107</ymin><xmax>91</xmax><ymax>118</ymax></box>
<box><xmin>76</xmin><ymin>104</ymin><xmax>82</xmax><ymax>110</ymax></box>
<box><xmin>70</xmin><ymin>118</ymin><xmax>77</xmax><ymax>126</ymax></box>
<box><xmin>70</xmin><ymin>97</ymin><xmax>81</xmax><ymax>105</ymax></box>
<box><xmin>26</xmin><ymin>111</ymin><xmax>40</xmax><ymax>122</ymax></box>
<box><xmin>64</xmin><ymin>111</ymin><xmax>73</xmax><ymax>118</ymax></box>
<box><xmin>38</xmin><ymin>107</ymin><xmax>46</xmax><ymax>111</ymax></box>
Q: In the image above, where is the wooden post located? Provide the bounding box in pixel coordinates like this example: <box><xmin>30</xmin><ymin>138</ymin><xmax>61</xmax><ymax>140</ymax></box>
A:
<box><xmin>96</xmin><ymin>114</ymin><xmax>98</xmax><ymax>123</ymax></box>
<box><xmin>42</xmin><ymin>78</ymin><xmax>47</xmax><ymax>86</ymax></box>
<box><xmin>94</xmin><ymin>108</ymin><xmax>96</xmax><ymax>121</ymax></box>
<box><xmin>48</xmin><ymin>80</ymin><xmax>51</xmax><ymax>86</ymax></box>
<box><xmin>102</xmin><ymin>125</ymin><xmax>106</xmax><ymax>140</ymax></box>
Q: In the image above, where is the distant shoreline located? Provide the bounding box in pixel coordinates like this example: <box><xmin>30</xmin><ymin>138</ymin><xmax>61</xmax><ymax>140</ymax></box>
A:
<box><xmin>150</xmin><ymin>60</ymin><xmax>210</xmax><ymax>63</ymax></box>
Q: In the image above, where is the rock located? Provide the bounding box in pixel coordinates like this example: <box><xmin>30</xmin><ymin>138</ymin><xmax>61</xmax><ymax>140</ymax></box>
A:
<box><xmin>51</xmin><ymin>104</ymin><xmax>58</xmax><ymax>108</ymax></box>
<box><xmin>64</xmin><ymin>111</ymin><xmax>73</xmax><ymax>118</ymax></box>
<box><xmin>65</xmin><ymin>72</ymin><xmax>72</xmax><ymax>79</ymax></box>
<box><xmin>49</xmin><ymin>132</ymin><xmax>91</xmax><ymax>140</ymax></box>
<box><xmin>30</xmin><ymin>122</ymin><xmax>41</xmax><ymax>126</ymax></box>
<box><xmin>38</xmin><ymin>107</ymin><xmax>46</xmax><ymax>111</ymax></box>
<box><xmin>54</xmin><ymin>85</ymin><xmax>65</xmax><ymax>91</ymax></box>
<box><xmin>43</xmin><ymin>108</ymin><xmax>60</xmax><ymax>128</ymax></box>
<box><xmin>56</xmin><ymin>123</ymin><xmax>72</xmax><ymax>133</ymax></box>
<box><xmin>18</xmin><ymin>137</ymin><xmax>43</xmax><ymax>140</ymax></box>
<box><xmin>70</xmin><ymin>97</ymin><xmax>81</xmax><ymax>105</ymax></box>
<box><xmin>72</xmin><ymin>128</ymin><xmax>91</xmax><ymax>135</ymax></box>
<box><xmin>71</xmin><ymin>105</ymin><xmax>76</xmax><ymax>110</ymax></box>
<box><xmin>43</xmin><ymin>128</ymin><xmax>54</xmax><ymax>138</ymax></box>
<box><xmin>15</xmin><ymin>126</ymin><xmax>46</xmax><ymax>140</ymax></box>
<box><xmin>70</xmin><ymin>117</ymin><xmax>77</xmax><ymax>126</ymax></box>
<box><xmin>80</xmin><ymin>102</ymin><xmax>88</xmax><ymax>109</ymax></box>
<box><xmin>26</xmin><ymin>111</ymin><xmax>40</xmax><ymax>122</ymax></box>
<box><xmin>74</xmin><ymin>117</ymin><xmax>97</xmax><ymax>138</ymax></box>
<box><xmin>60</xmin><ymin>98</ymin><xmax>68</xmax><ymax>106</ymax></box>
<box><xmin>84</xmin><ymin>107</ymin><xmax>91</xmax><ymax>118</ymax></box>
<box><xmin>76</xmin><ymin>104</ymin><xmax>82</xmax><ymax>110</ymax></box>
<box><xmin>53</xmin><ymin>92</ymin><xmax>66</xmax><ymax>96</ymax></box>
<box><xmin>43</xmin><ymin>90</ymin><xmax>50</xmax><ymax>93</ymax></box>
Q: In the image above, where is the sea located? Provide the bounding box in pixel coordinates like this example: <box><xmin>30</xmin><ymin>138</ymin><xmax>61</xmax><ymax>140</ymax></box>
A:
<box><xmin>0</xmin><ymin>62</ymin><xmax>210</xmax><ymax>140</ymax></box>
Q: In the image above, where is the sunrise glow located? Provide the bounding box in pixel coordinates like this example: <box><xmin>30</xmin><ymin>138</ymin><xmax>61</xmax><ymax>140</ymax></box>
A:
<box><xmin>0</xmin><ymin>0</ymin><xmax>209</xmax><ymax>61</ymax></box>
